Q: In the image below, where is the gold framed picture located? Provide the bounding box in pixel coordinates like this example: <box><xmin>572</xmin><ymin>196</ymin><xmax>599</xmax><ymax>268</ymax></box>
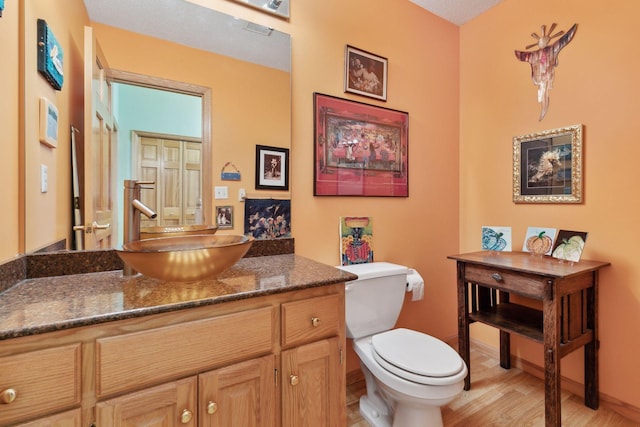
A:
<box><xmin>513</xmin><ymin>124</ymin><xmax>583</xmax><ymax>203</ymax></box>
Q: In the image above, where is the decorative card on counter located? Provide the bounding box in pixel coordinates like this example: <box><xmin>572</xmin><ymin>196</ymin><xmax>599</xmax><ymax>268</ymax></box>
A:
<box><xmin>551</xmin><ymin>230</ymin><xmax>588</xmax><ymax>262</ymax></box>
<box><xmin>481</xmin><ymin>226</ymin><xmax>512</xmax><ymax>252</ymax></box>
<box><xmin>340</xmin><ymin>217</ymin><xmax>373</xmax><ymax>265</ymax></box>
<box><xmin>522</xmin><ymin>227</ymin><xmax>557</xmax><ymax>255</ymax></box>
<box><xmin>244</xmin><ymin>198</ymin><xmax>291</xmax><ymax>239</ymax></box>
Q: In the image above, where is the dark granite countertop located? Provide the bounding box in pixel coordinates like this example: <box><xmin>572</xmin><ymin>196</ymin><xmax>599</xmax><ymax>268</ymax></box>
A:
<box><xmin>0</xmin><ymin>254</ymin><xmax>357</xmax><ymax>340</ymax></box>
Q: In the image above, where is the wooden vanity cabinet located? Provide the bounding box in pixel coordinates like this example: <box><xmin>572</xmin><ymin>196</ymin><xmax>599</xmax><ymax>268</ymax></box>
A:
<box><xmin>15</xmin><ymin>409</ymin><xmax>82</xmax><ymax>427</ymax></box>
<box><xmin>96</xmin><ymin>376</ymin><xmax>197</xmax><ymax>426</ymax></box>
<box><xmin>281</xmin><ymin>294</ymin><xmax>346</xmax><ymax>426</ymax></box>
<box><xmin>0</xmin><ymin>283</ymin><xmax>345</xmax><ymax>427</ymax></box>
<box><xmin>198</xmin><ymin>354</ymin><xmax>276</xmax><ymax>426</ymax></box>
<box><xmin>0</xmin><ymin>344</ymin><xmax>82</xmax><ymax>426</ymax></box>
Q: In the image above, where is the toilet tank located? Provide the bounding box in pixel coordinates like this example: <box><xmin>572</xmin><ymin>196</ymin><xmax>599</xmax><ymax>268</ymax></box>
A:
<box><xmin>337</xmin><ymin>262</ymin><xmax>408</xmax><ymax>339</ymax></box>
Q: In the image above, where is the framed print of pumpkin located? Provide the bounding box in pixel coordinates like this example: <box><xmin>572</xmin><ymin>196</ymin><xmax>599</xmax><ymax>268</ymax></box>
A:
<box><xmin>522</xmin><ymin>226</ymin><xmax>557</xmax><ymax>255</ymax></box>
<box><xmin>481</xmin><ymin>226</ymin><xmax>512</xmax><ymax>252</ymax></box>
<box><xmin>551</xmin><ymin>230</ymin><xmax>588</xmax><ymax>262</ymax></box>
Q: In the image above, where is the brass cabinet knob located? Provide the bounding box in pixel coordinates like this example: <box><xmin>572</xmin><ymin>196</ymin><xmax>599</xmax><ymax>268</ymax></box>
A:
<box><xmin>290</xmin><ymin>375</ymin><xmax>299</xmax><ymax>386</ymax></box>
<box><xmin>207</xmin><ymin>401</ymin><xmax>218</xmax><ymax>415</ymax></box>
<box><xmin>180</xmin><ymin>409</ymin><xmax>193</xmax><ymax>424</ymax></box>
<box><xmin>311</xmin><ymin>317</ymin><xmax>321</xmax><ymax>327</ymax></box>
<box><xmin>1</xmin><ymin>388</ymin><xmax>17</xmax><ymax>404</ymax></box>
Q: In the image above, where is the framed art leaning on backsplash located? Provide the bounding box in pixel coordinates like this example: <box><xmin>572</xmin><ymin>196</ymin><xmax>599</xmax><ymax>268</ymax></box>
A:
<box><xmin>513</xmin><ymin>124</ymin><xmax>583</xmax><ymax>203</ymax></box>
<box><xmin>313</xmin><ymin>93</ymin><xmax>409</xmax><ymax>197</ymax></box>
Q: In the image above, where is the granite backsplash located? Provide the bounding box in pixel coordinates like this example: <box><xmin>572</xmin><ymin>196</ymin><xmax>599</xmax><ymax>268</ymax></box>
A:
<box><xmin>0</xmin><ymin>238</ymin><xmax>294</xmax><ymax>293</ymax></box>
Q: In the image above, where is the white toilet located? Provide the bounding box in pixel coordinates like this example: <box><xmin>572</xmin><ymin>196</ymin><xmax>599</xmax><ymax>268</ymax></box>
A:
<box><xmin>338</xmin><ymin>262</ymin><xmax>467</xmax><ymax>427</ymax></box>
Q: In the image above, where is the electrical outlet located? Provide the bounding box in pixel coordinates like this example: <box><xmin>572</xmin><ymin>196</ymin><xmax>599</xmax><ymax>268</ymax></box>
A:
<box><xmin>214</xmin><ymin>186</ymin><xmax>228</xmax><ymax>199</ymax></box>
<box><xmin>41</xmin><ymin>164</ymin><xmax>48</xmax><ymax>193</ymax></box>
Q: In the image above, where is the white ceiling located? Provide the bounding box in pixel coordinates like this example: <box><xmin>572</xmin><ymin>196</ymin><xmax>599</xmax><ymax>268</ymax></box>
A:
<box><xmin>83</xmin><ymin>0</ymin><xmax>292</xmax><ymax>71</ymax></box>
<box><xmin>82</xmin><ymin>0</ymin><xmax>502</xmax><ymax>72</ymax></box>
<box><xmin>410</xmin><ymin>0</ymin><xmax>503</xmax><ymax>25</ymax></box>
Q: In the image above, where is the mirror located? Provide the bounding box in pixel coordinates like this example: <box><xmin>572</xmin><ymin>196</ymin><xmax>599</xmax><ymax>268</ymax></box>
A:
<box><xmin>24</xmin><ymin>0</ymin><xmax>291</xmax><ymax>252</ymax></box>
<box><xmin>229</xmin><ymin>0</ymin><xmax>290</xmax><ymax>19</ymax></box>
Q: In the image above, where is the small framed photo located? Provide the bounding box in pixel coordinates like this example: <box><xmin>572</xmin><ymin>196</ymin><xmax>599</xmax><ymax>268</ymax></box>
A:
<box><xmin>215</xmin><ymin>205</ymin><xmax>233</xmax><ymax>229</ymax></box>
<box><xmin>255</xmin><ymin>145</ymin><xmax>289</xmax><ymax>191</ymax></box>
<box><xmin>344</xmin><ymin>45</ymin><xmax>388</xmax><ymax>101</ymax></box>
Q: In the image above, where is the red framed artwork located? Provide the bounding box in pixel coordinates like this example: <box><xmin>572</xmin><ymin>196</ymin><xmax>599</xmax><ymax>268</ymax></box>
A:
<box><xmin>313</xmin><ymin>93</ymin><xmax>409</xmax><ymax>197</ymax></box>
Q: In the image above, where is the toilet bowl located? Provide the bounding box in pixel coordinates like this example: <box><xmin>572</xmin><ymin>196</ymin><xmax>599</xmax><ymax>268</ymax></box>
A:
<box><xmin>338</xmin><ymin>262</ymin><xmax>467</xmax><ymax>427</ymax></box>
<box><xmin>353</xmin><ymin>329</ymin><xmax>467</xmax><ymax>427</ymax></box>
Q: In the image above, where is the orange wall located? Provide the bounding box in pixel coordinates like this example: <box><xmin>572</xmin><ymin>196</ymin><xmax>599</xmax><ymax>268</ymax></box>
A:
<box><xmin>287</xmin><ymin>0</ymin><xmax>461</xmax><ymax>372</ymax></box>
<box><xmin>0</xmin><ymin>2</ymin><xmax>21</xmax><ymax>261</ymax></box>
<box><xmin>460</xmin><ymin>0</ymin><xmax>640</xmax><ymax>409</ymax></box>
<box><xmin>22</xmin><ymin>0</ymin><xmax>88</xmax><ymax>252</ymax></box>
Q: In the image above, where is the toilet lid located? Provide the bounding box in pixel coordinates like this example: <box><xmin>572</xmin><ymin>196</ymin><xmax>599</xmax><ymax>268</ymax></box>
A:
<box><xmin>372</xmin><ymin>328</ymin><xmax>464</xmax><ymax>381</ymax></box>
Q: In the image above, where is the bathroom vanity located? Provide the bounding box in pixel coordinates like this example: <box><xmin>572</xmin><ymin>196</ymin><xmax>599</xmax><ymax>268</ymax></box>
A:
<box><xmin>0</xmin><ymin>254</ymin><xmax>355</xmax><ymax>426</ymax></box>
<box><xmin>448</xmin><ymin>251</ymin><xmax>610</xmax><ymax>427</ymax></box>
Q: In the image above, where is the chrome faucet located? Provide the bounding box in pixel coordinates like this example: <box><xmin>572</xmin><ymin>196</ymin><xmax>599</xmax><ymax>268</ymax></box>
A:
<box><xmin>123</xmin><ymin>180</ymin><xmax>158</xmax><ymax>276</ymax></box>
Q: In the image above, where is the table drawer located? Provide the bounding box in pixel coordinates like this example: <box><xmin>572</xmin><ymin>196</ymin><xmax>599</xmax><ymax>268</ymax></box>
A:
<box><xmin>281</xmin><ymin>294</ymin><xmax>340</xmax><ymax>348</ymax></box>
<box><xmin>96</xmin><ymin>306</ymin><xmax>275</xmax><ymax>397</ymax></box>
<box><xmin>464</xmin><ymin>264</ymin><xmax>548</xmax><ymax>299</ymax></box>
<box><xmin>0</xmin><ymin>344</ymin><xmax>81</xmax><ymax>426</ymax></box>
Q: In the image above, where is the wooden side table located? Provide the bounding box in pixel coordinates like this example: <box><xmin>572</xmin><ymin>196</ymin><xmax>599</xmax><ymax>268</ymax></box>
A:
<box><xmin>448</xmin><ymin>251</ymin><xmax>610</xmax><ymax>427</ymax></box>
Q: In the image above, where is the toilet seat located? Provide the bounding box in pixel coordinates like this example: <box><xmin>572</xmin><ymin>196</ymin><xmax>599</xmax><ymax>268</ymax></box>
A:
<box><xmin>371</xmin><ymin>328</ymin><xmax>465</xmax><ymax>386</ymax></box>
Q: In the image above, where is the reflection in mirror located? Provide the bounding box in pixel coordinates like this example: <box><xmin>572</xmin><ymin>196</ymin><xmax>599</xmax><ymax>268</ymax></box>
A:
<box><xmin>113</xmin><ymin>82</ymin><xmax>204</xmax><ymax>248</ymax></box>
<box><xmin>24</xmin><ymin>0</ymin><xmax>291</xmax><ymax>253</ymax></box>
<box><xmin>229</xmin><ymin>0</ymin><xmax>290</xmax><ymax>19</ymax></box>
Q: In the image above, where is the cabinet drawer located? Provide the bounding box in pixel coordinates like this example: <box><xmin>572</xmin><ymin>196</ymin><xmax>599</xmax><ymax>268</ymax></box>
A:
<box><xmin>281</xmin><ymin>294</ymin><xmax>340</xmax><ymax>348</ymax></box>
<box><xmin>96</xmin><ymin>306</ymin><xmax>275</xmax><ymax>397</ymax></box>
<box><xmin>0</xmin><ymin>344</ymin><xmax>81</xmax><ymax>426</ymax></box>
<box><xmin>464</xmin><ymin>264</ymin><xmax>548</xmax><ymax>299</ymax></box>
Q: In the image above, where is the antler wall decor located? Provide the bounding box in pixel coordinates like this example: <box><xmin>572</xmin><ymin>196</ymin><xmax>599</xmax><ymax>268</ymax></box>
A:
<box><xmin>515</xmin><ymin>23</ymin><xmax>577</xmax><ymax>121</ymax></box>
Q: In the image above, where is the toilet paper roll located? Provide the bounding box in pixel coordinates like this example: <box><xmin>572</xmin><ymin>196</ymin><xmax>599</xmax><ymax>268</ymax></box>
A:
<box><xmin>406</xmin><ymin>268</ymin><xmax>424</xmax><ymax>301</ymax></box>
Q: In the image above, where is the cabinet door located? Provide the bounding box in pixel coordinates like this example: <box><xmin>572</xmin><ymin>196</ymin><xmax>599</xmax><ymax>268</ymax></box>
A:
<box><xmin>281</xmin><ymin>337</ymin><xmax>345</xmax><ymax>427</ymax></box>
<box><xmin>16</xmin><ymin>408</ymin><xmax>81</xmax><ymax>427</ymax></box>
<box><xmin>96</xmin><ymin>376</ymin><xmax>197</xmax><ymax>426</ymax></box>
<box><xmin>199</xmin><ymin>354</ymin><xmax>276</xmax><ymax>427</ymax></box>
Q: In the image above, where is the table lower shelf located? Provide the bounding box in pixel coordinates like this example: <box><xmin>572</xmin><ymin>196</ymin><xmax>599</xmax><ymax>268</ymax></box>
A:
<box><xmin>470</xmin><ymin>302</ymin><xmax>544</xmax><ymax>343</ymax></box>
<box><xmin>469</xmin><ymin>302</ymin><xmax>594</xmax><ymax>357</ymax></box>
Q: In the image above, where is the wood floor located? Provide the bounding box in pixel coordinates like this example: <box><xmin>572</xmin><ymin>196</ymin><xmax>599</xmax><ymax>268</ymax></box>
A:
<box><xmin>346</xmin><ymin>348</ymin><xmax>638</xmax><ymax>426</ymax></box>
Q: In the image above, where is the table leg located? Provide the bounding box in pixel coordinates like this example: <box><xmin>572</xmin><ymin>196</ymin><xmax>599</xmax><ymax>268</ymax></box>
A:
<box><xmin>543</xmin><ymin>279</ymin><xmax>561</xmax><ymax>427</ymax></box>
<box><xmin>457</xmin><ymin>262</ymin><xmax>471</xmax><ymax>390</ymax></box>
<box><xmin>499</xmin><ymin>291</ymin><xmax>511</xmax><ymax>369</ymax></box>
<box><xmin>585</xmin><ymin>272</ymin><xmax>599</xmax><ymax>409</ymax></box>
<box><xmin>499</xmin><ymin>331</ymin><xmax>511</xmax><ymax>369</ymax></box>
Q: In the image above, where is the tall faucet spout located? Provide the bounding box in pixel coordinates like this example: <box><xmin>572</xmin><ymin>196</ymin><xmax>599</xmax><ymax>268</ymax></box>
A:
<box><xmin>123</xmin><ymin>180</ymin><xmax>157</xmax><ymax>276</ymax></box>
<box><xmin>132</xmin><ymin>198</ymin><xmax>157</xmax><ymax>219</ymax></box>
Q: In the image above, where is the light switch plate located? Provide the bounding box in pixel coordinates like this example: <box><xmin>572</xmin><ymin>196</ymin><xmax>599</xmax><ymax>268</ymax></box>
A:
<box><xmin>41</xmin><ymin>164</ymin><xmax>48</xmax><ymax>193</ymax></box>
<box><xmin>214</xmin><ymin>186</ymin><xmax>228</xmax><ymax>199</ymax></box>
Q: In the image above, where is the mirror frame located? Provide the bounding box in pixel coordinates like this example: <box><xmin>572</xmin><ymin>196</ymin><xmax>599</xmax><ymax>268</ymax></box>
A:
<box><xmin>107</xmin><ymin>69</ymin><xmax>213</xmax><ymax>224</ymax></box>
<box><xmin>512</xmin><ymin>124</ymin><xmax>583</xmax><ymax>204</ymax></box>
